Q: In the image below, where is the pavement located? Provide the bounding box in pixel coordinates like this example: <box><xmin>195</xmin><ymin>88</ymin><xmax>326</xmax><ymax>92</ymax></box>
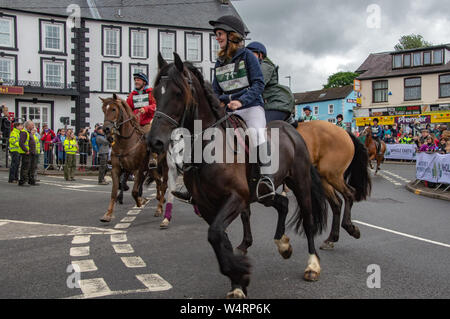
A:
<box><xmin>0</xmin><ymin>163</ymin><xmax>449</xmax><ymax>299</ymax></box>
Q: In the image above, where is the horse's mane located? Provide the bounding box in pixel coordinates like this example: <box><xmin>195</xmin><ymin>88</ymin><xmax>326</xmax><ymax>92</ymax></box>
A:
<box><xmin>154</xmin><ymin>61</ymin><xmax>225</xmax><ymax>121</ymax></box>
<box><xmin>102</xmin><ymin>97</ymin><xmax>145</xmax><ymax>135</ymax></box>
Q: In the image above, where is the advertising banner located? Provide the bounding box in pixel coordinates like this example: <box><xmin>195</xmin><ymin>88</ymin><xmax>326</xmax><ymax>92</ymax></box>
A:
<box><xmin>416</xmin><ymin>152</ymin><xmax>450</xmax><ymax>184</ymax></box>
<box><xmin>385</xmin><ymin>144</ymin><xmax>417</xmax><ymax>160</ymax></box>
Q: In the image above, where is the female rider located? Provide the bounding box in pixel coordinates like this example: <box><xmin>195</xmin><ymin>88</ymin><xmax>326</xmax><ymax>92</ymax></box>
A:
<box><xmin>210</xmin><ymin>15</ymin><xmax>275</xmax><ymax>200</ymax></box>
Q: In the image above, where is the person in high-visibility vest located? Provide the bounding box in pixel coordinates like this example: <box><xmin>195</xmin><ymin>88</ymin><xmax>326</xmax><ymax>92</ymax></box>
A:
<box><xmin>64</xmin><ymin>129</ymin><xmax>78</xmax><ymax>181</ymax></box>
<box><xmin>8</xmin><ymin>121</ymin><xmax>24</xmax><ymax>183</ymax></box>
<box><xmin>31</xmin><ymin>127</ymin><xmax>41</xmax><ymax>183</ymax></box>
<box><xmin>18</xmin><ymin>120</ymin><xmax>37</xmax><ymax>186</ymax></box>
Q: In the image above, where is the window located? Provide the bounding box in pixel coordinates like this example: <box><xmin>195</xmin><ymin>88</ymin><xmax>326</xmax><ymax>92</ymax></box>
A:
<box><xmin>393</xmin><ymin>55</ymin><xmax>402</xmax><ymax>68</ymax></box>
<box><xmin>103</xmin><ymin>26</ymin><xmax>121</xmax><ymax>57</ymax></box>
<box><xmin>19</xmin><ymin>102</ymin><xmax>50</xmax><ymax>130</ymax></box>
<box><xmin>439</xmin><ymin>74</ymin><xmax>450</xmax><ymax>98</ymax></box>
<box><xmin>413</xmin><ymin>52</ymin><xmax>422</xmax><ymax>66</ymax></box>
<box><xmin>423</xmin><ymin>51</ymin><xmax>431</xmax><ymax>65</ymax></box>
<box><xmin>40</xmin><ymin>20</ymin><xmax>66</xmax><ymax>54</ymax></box>
<box><xmin>328</xmin><ymin>104</ymin><xmax>334</xmax><ymax>114</ymax></box>
<box><xmin>0</xmin><ymin>16</ymin><xmax>15</xmax><ymax>49</ymax></box>
<box><xmin>130</xmin><ymin>28</ymin><xmax>147</xmax><ymax>59</ymax></box>
<box><xmin>129</xmin><ymin>63</ymin><xmax>149</xmax><ymax>91</ymax></box>
<box><xmin>373</xmin><ymin>80</ymin><xmax>388</xmax><ymax>103</ymax></box>
<box><xmin>403</xmin><ymin>54</ymin><xmax>411</xmax><ymax>67</ymax></box>
<box><xmin>159</xmin><ymin>30</ymin><xmax>176</xmax><ymax>61</ymax></box>
<box><xmin>185</xmin><ymin>32</ymin><xmax>202</xmax><ymax>62</ymax></box>
<box><xmin>328</xmin><ymin>118</ymin><xmax>336</xmax><ymax>124</ymax></box>
<box><xmin>210</xmin><ymin>34</ymin><xmax>220</xmax><ymax>62</ymax></box>
<box><xmin>42</xmin><ymin>60</ymin><xmax>65</xmax><ymax>88</ymax></box>
<box><xmin>102</xmin><ymin>62</ymin><xmax>121</xmax><ymax>92</ymax></box>
<box><xmin>404</xmin><ymin>77</ymin><xmax>421</xmax><ymax>101</ymax></box>
<box><xmin>210</xmin><ymin>68</ymin><xmax>215</xmax><ymax>83</ymax></box>
<box><xmin>313</xmin><ymin>106</ymin><xmax>319</xmax><ymax>116</ymax></box>
<box><xmin>0</xmin><ymin>56</ymin><xmax>15</xmax><ymax>84</ymax></box>
<box><xmin>433</xmin><ymin>49</ymin><xmax>443</xmax><ymax>64</ymax></box>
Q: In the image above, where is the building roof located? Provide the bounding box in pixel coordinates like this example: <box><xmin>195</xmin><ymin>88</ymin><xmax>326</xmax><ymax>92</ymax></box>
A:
<box><xmin>356</xmin><ymin>44</ymin><xmax>450</xmax><ymax>80</ymax></box>
<box><xmin>294</xmin><ymin>85</ymin><xmax>353</xmax><ymax>105</ymax></box>
<box><xmin>0</xmin><ymin>0</ymin><xmax>246</xmax><ymax>31</ymax></box>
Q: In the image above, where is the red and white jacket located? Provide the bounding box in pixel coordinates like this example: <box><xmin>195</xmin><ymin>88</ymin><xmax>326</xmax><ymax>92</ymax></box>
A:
<box><xmin>126</xmin><ymin>87</ymin><xmax>156</xmax><ymax>127</ymax></box>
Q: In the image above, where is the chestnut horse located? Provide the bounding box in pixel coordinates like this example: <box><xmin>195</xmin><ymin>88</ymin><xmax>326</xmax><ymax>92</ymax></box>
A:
<box><xmin>99</xmin><ymin>95</ymin><xmax>167</xmax><ymax>222</ymax></box>
<box><xmin>361</xmin><ymin>127</ymin><xmax>386</xmax><ymax>175</ymax></box>
<box><xmin>148</xmin><ymin>53</ymin><xmax>328</xmax><ymax>299</ymax></box>
<box><xmin>296</xmin><ymin>121</ymin><xmax>371</xmax><ymax>250</ymax></box>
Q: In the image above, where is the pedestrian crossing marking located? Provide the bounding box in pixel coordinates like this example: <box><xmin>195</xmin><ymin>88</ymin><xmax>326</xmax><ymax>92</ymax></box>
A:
<box><xmin>110</xmin><ymin>234</ymin><xmax>127</xmax><ymax>242</ymax></box>
<box><xmin>121</xmin><ymin>256</ymin><xmax>146</xmax><ymax>268</ymax></box>
<box><xmin>136</xmin><ymin>274</ymin><xmax>172</xmax><ymax>292</ymax></box>
<box><xmin>70</xmin><ymin>246</ymin><xmax>90</xmax><ymax>257</ymax></box>
<box><xmin>72</xmin><ymin>235</ymin><xmax>91</xmax><ymax>244</ymax></box>
<box><xmin>77</xmin><ymin>278</ymin><xmax>112</xmax><ymax>297</ymax></box>
<box><xmin>113</xmin><ymin>244</ymin><xmax>134</xmax><ymax>254</ymax></box>
<box><xmin>72</xmin><ymin>259</ymin><xmax>98</xmax><ymax>272</ymax></box>
<box><xmin>120</xmin><ymin>217</ymin><xmax>136</xmax><ymax>223</ymax></box>
<box><xmin>114</xmin><ymin>223</ymin><xmax>131</xmax><ymax>229</ymax></box>
<box><xmin>127</xmin><ymin>210</ymin><xmax>141</xmax><ymax>215</ymax></box>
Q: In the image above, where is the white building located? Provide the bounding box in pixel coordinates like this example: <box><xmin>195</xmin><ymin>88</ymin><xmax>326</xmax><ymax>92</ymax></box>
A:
<box><xmin>0</xmin><ymin>0</ymin><xmax>244</xmax><ymax>132</ymax></box>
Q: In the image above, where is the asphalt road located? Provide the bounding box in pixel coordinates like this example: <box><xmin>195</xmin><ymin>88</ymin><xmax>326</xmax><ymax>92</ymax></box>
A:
<box><xmin>0</xmin><ymin>163</ymin><xmax>449</xmax><ymax>299</ymax></box>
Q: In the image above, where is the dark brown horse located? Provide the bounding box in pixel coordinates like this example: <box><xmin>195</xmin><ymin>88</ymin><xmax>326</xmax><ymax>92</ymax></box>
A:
<box><xmin>296</xmin><ymin>121</ymin><xmax>372</xmax><ymax>250</ymax></box>
<box><xmin>99</xmin><ymin>95</ymin><xmax>167</xmax><ymax>222</ymax></box>
<box><xmin>361</xmin><ymin>127</ymin><xmax>386</xmax><ymax>175</ymax></box>
<box><xmin>147</xmin><ymin>53</ymin><xmax>328</xmax><ymax>299</ymax></box>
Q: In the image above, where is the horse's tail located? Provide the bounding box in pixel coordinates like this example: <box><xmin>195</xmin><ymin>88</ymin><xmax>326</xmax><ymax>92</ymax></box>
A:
<box><xmin>345</xmin><ymin>132</ymin><xmax>372</xmax><ymax>202</ymax></box>
<box><xmin>289</xmin><ymin>165</ymin><xmax>328</xmax><ymax>237</ymax></box>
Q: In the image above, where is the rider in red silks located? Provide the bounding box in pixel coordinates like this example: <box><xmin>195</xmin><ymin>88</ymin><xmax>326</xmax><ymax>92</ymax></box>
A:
<box><xmin>126</xmin><ymin>72</ymin><xmax>156</xmax><ymax>131</ymax></box>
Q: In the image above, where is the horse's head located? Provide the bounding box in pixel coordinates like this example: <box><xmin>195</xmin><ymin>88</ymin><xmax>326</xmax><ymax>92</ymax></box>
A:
<box><xmin>147</xmin><ymin>52</ymin><xmax>195</xmax><ymax>154</ymax></box>
<box><xmin>100</xmin><ymin>94</ymin><xmax>127</xmax><ymax>143</ymax></box>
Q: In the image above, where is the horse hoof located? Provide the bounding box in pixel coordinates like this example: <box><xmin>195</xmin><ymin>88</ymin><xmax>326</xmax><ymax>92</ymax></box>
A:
<box><xmin>234</xmin><ymin>248</ymin><xmax>247</xmax><ymax>256</ymax></box>
<box><xmin>160</xmin><ymin>218</ymin><xmax>169</xmax><ymax>229</ymax></box>
<box><xmin>320</xmin><ymin>241</ymin><xmax>335</xmax><ymax>250</ymax></box>
<box><xmin>280</xmin><ymin>244</ymin><xmax>293</xmax><ymax>259</ymax></box>
<box><xmin>154</xmin><ymin>211</ymin><xmax>163</xmax><ymax>217</ymax></box>
<box><xmin>303</xmin><ymin>270</ymin><xmax>320</xmax><ymax>282</ymax></box>
<box><xmin>226</xmin><ymin>288</ymin><xmax>246</xmax><ymax>299</ymax></box>
<box><xmin>100</xmin><ymin>214</ymin><xmax>113</xmax><ymax>223</ymax></box>
<box><xmin>352</xmin><ymin>226</ymin><xmax>361</xmax><ymax>239</ymax></box>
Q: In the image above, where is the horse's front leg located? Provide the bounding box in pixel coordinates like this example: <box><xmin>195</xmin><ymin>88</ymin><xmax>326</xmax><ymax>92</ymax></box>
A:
<box><xmin>207</xmin><ymin>192</ymin><xmax>250</xmax><ymax>299</ymax></box>
<box><xmin>235</xmin><ymin>206</ymin><xmax>253</xmax><ymax>256</ymax></box>
<box><xmin>132</xmin><ymin>168</ymin><xmax>147</xmax><ymax>208</ymax></box>
<box><xmin>160</xmin><ymin>159</ymin><xmax>175</xmax><ymax>228</ymax></box>
<box><xmin>101</xmin><ymin>166</ymin><xmax>120</xmax><ymax>222</ymax></box>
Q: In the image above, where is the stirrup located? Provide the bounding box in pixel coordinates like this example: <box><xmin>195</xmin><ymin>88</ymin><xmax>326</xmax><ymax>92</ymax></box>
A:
<box><xmin>256</xmin><ymin>176</ymin><xmax>276</xmax><ymax>201</ymax></box>
<box><xmin>172</xmin><ymin>191</ymin><xmax>193</xmax><ymax>204</ymax></box>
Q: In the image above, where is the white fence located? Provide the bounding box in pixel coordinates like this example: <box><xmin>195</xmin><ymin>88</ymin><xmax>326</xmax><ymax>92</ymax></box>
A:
<box><xmin>416</xmin><ymin>152</ymin><xmax>450</xmax><ymax>184</ymax></box>
<box><xmin>385</xmin><ymin>144</ymin><xmax>417</xmax><ymax>160</ymax></box>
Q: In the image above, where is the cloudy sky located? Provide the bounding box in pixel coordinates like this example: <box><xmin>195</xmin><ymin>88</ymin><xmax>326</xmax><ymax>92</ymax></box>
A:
<box><xmin>232</xmin><ymin>0</ymin><xmax>450</xmax><ymax>93</ymax></box>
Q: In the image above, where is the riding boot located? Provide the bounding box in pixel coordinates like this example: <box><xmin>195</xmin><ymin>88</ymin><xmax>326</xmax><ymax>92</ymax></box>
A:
<box><xmin>256</xmin><ymin>141</ymin><xmax>276</xmax><ymax>202</ymax></box>
<box><xmin>172</xmin><ymin>190</ymin><xmax>193</xmax><ymax>204</ymax></box>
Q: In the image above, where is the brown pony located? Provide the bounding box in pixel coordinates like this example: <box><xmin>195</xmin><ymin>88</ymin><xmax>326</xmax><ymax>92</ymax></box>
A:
<box><xmin>296</xmin><ymin>121</ymin><xmax>372</xmax><ymax>250</ymax></box>
<box><xmin>361</xmin><ymin>127</ymin><xmax>386</xmax><ymax>175</ymax></box>
<box><xmin>99</xmin><ymin>94</ymin><xmax>167</xmax><ymax>222</ymax></box>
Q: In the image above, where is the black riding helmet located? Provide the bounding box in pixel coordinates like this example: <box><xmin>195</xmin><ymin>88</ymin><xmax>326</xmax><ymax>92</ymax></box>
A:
<box><xmin>209</xmin><ymin>15</ymin><xmax>246</xmax><ymax>40</ymax></box>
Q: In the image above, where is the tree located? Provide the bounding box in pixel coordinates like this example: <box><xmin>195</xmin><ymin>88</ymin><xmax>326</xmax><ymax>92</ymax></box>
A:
<box><xmin>394</xmin><ymin>34</ymin><xmax>432</xmax><ymax>51</ymax></box>
<box><xmin>323</xmin><ymin>72</ymin><xmax>359</xmax><ymax>89</ymax></box>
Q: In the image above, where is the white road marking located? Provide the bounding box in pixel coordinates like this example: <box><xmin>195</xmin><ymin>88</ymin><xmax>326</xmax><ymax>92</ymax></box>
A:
<box><xmin>77</xmin><ymin>278</ymin><xmax>112</xmax><ymax>298</ymax></box>
<box><xmin>383</xmin><ymin>170</ymin><xmax>411</xmax><ymax>183</ymax></box>
<box><xmin>62</xmin><ymin>188</ymin><xmax>111</xmax><ymax>194</ymax></box>
<box><xmin>113</xmin><ymin>244</ymin><xmax>134</xmax><ymax>254</ymax></box>
<box><xmin>72</xmin><ymin>259</ymin><xmax>98</xmax><ymax>272</ymax></box>
<box><xmin>127</xmin><ymin>210</ymin><xmax>141</xmax><ymax>215</ymax></box>
<box><xmin>136</xmin><ymin>274</ymin><xmax>172</xmax><ymax>291</ymax></box>
<box><xmin>121</xmin><ymin>256</ymin><xmax>146</xmax><ymax>268</ymax></box>
<box><xmin>354</xmin><ymin>220</ymin><xmax>450</xmax><ymax>248</ymax></box>
<box><xmin>72</xmin><ymin>235</ymin><xmax>91</xmax><ymax>244</ymax></box>
<box><xmin>0</xmin><ymin>222</ymin><xmax>9</xmax><ymax>227</ymax></box>
<box><xmin>120</xmin><ymin>217</ymin><xmax>135</xmax><ymax>223</ymax></box>
<box><xmin>376</xmin><ymin>172</ymin><xmax>402</xmax><ymax>186</ymax></box>
<box><xmin>65</xmin><ymin>184</ymin><xmax>99</xmax><ymax>189</ymax></box>
<box><xmin>114</xmin><ymin>223</ymin><xmax>131</xmax><ymax>229</ymax></box>
<box><xmin>110</xmin><ymin>234</ymin><xmax>127</xmax><ymax>242</ymax></box>
<box><xmin>70</xmin><ymin>246</ymin><xmax>90</xmax><ymax>257</ymax></box>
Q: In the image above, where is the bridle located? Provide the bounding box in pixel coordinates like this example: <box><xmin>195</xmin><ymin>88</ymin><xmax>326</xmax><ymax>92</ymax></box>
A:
<box><xmin>103</xmin><ymin>101</ymin><xmax>140</xmax><ymax>140</ymax></box>
<box><xmin>154</xmin><ymin>70</ymin><xmax>230</xmax><ymax>139</ymax></box>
